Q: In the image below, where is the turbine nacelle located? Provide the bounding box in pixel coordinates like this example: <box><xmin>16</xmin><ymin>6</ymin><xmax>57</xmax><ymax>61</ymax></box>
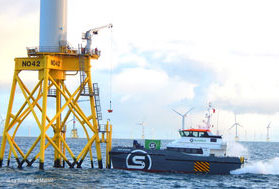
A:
<box><xmin>172</xmin><ymin>108</ymin><xmax>193</xmax><ymax>130</ymax></box>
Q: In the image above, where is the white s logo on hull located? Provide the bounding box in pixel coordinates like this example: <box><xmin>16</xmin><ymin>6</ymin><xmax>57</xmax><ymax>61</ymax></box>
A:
<box><xmin>126</xmin><ymin>150</ymin><xmax>152</xmax><ymax>170</ymax></box>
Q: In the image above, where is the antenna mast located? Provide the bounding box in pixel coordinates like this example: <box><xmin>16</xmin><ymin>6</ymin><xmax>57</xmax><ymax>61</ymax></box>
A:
<box><xmin>204</xmin><ymin>103</ymin><xmax>215</xmax><ymax>130</ymax></box>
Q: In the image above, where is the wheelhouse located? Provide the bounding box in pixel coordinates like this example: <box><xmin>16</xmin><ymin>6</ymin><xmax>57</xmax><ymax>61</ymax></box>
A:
<box><xmin>179</xmin><ymin>129</ymin><xmax>221</xmax><ymax>138</ymax></box>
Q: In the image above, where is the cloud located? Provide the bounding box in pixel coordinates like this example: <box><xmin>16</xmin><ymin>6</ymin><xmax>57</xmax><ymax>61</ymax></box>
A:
<box><xmin>207</xmin><ymin>55</ymin><xmax>279</xmax><ymax>114</ymax></box>
<box><xmin>87</xmin><ymin>0</ymin><xmax>279</xmax><ymax>116</ymax></box>
<box><xmin>112</xmin><ymin>67</ymin><xmax>196</xmax><ymax>104</ymax></box>
<box><xmin>0</xmin><ymin>0</ymin><xmax>39</xmax><ymax>17</ymax></box>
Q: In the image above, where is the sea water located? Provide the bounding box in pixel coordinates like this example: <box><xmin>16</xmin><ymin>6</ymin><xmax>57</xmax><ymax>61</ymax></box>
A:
<box><xmin>0</xmin><ymin>137</ymin><xmax>278</xmax><ymax>188</ymax></box>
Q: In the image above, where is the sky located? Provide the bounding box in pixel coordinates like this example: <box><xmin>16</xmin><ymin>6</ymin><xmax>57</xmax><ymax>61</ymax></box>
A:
<box><xmin>1</xmin><ymin>0</ymin><xmax>279</xmax><ymax>140</ymax></box>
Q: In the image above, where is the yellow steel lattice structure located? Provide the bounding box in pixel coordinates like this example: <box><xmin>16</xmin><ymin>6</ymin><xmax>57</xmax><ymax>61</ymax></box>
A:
<box><xmin>0</xmin><ymin>52</ymin><xmax>112</xmax><ymax>169</ymax></box>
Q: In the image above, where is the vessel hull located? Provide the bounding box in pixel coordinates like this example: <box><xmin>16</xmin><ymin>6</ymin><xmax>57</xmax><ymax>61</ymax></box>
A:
<box><xmin>110</xmin><ymin>147</ymin><xmax>242</xmax><ymax>174</ymax></box>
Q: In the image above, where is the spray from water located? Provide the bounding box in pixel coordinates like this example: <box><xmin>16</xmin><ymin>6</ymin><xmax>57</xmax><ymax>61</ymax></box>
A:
<box><xmin>223</xmin><ymin>136</ymin><xmax>279</xmax><ymax>175</ymax></box>
<box><xmin>226</xmin><ymin>141</ymin><xmax>249</xmax><ymax>158</ymax></box>
<box><xmin>231</xmin><ymin>157</ymin><xmax>279</xmax><ymax>175</ymax></box>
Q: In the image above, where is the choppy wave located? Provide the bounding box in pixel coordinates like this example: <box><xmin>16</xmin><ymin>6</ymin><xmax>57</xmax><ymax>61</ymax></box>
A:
<box><xmin>231</xmin><ymin>157</ymin><xmax>279</xmax><ymax>175</ymax></box>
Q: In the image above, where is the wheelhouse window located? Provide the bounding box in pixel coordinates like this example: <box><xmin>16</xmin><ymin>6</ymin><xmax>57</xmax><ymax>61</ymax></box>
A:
<box><xmin>199</xmin><ymin>132</ymin><xmax>209</xmax><ymax>137</ymax></box>
<box><xmin>179</xmin><ymin>130</ymin><xmax>222</xmax><ymax>138</ymax></box>
<box><xmin>180</xmin><ymin>131</ymin><xmax>207</xmax><ymax>137</ymax></box>
<box><xmin>207</xmin><ymin>132</ymin><xmax>214</xmax><ymax>136</ymax></box>
<box><xmin>167</xmin><ymin>147</ymin><xmax>203</xmax><ymax>154</ymax></box>
<box><xmin>179</xmin><ymin>131</ymin><xmax>190</xmax><ymax>137</ymax></box>
<box><xmin>193</xmin><ymin>131</ymin><xmax>199</xmax><ymax>137</ymax></box>
<box><xmin>179</xmin><ymin>130</ymin><xmax>186</xmax><ymax>137</ymax></box>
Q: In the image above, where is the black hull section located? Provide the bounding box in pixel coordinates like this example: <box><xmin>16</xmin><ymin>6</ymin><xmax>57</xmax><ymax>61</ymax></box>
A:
<box><xmin>110</xmin><ymin>147</ymin><xmax>243</xmax><ymax>174</ymax></box>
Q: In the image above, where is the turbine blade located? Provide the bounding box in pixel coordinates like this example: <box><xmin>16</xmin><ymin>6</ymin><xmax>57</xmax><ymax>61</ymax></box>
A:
<box><xmin>183</xmin><ymin>107</ymin><xmax>194</xmax><ymax>117</ymax></box>
<box><xmin>229</xmin><ymin>125</ymin><xmax>235</xmax><ymax>130</ymax></box>
<box><xmin>172</xmin><ymin>109</ymin><xmax>183</xmax><ymax>116</ymax></box>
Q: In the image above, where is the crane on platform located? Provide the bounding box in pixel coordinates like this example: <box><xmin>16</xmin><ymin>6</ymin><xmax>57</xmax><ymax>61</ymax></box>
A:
<box><xmin>82</xmin><ymin>24</ymin><xmax>113</xmax><ymax>54</ymax></box>
<box><xmin>81</xmin><ymin>24</ymin><xmax>114</xmax><ymax>114</ymax></box>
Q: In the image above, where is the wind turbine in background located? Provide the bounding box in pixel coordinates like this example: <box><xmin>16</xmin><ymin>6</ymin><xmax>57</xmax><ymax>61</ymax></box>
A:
<box><xmin>229</xmin><ymin>114</ymin><xmax>243</xmax><ymax>141</ymax></box>
<box><xmin>172</xmin><ymin>108</ymin><xmax>194</xmax><ymax>130</ymax></box>
<box><xmin>266</xmin><ymin>122</ymin><xmax>271</xmax><ymax>142</ymax></box>
<box><xmin>137</xmin><ymin>121</ymin><xmax>145</xmax><ymax>139</ymax></box>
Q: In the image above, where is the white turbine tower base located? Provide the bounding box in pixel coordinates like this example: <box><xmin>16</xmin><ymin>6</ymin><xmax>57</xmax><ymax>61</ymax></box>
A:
<box><xmin>40</xmin><ymin>0</ymin><xmax>67</xmax><ymax>52</ymax></box>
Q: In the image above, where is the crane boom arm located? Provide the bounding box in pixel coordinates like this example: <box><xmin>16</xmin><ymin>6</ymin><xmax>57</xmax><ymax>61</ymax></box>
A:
<box><xmin>86</xmin><ymin>24</ymin><xmax>113</xmax><ymax>35</ymax></box>
<box><xmin>81</xmin><ymin>23</ymin><xmax>113</xmax><ymax>55</ymax></box>
<box><xmin>84</xmin><ymin>24</ymin><xmax>113</xmax><ymax>39</ymax></box>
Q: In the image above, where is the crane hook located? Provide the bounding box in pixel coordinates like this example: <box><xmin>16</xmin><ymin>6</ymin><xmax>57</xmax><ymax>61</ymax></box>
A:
<box><xmin>108</xmin><ymin>100</ymin><xmax>113</xmax><ymax>113</ymax></box>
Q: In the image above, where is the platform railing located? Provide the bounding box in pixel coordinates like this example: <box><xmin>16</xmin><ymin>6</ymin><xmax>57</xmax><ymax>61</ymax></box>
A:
<box><xmin>27</xmin><ymin>46</ymin><xmax>101</xmax><ymax>56</ymax></box>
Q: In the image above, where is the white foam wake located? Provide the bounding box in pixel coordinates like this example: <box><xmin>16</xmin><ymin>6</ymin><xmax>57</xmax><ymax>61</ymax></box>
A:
<box><xmin>231</xmin><ymin>157</ymin><xmax>279</xmax><ymax>175</ymax></box>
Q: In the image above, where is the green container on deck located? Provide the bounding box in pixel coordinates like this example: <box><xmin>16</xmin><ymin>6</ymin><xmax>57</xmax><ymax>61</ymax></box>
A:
<box><xmin>145</xmin><ymin>139</ymin><xmax>161</xmax><ymax>150</ymax></box>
